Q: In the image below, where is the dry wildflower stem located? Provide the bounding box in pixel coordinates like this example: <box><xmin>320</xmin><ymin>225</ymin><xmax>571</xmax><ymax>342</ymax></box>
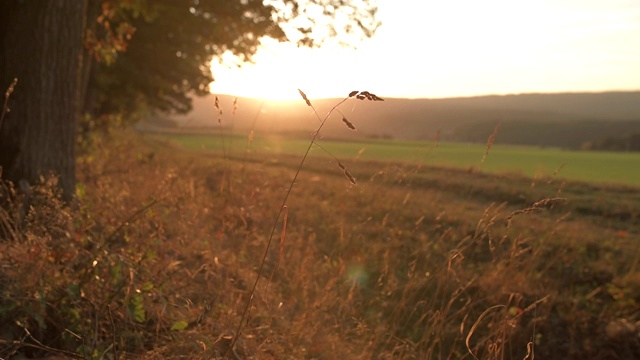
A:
<box><xmin>552</xmin><ymin>162</ymin><xmax>567</xmax><ymax>177</ymax></box>
<box><xmin>310</xmin><ymin>142</ymin><xmax>358</xmax><ymax>185</ymax></box>
<box><xmin>214</xmin><ymin>95</ymin><xmax>233</xmax><ymax>193</ymax></box>
<box><xmin>480</xmin><ymin>122</ymin><xmax>500</xmax><ymax>165</ymax></box>
<box><xmin>268</xmin><ymin>206</ymin><xmax>288</xmax><ymax>288</ymax></box>
<box><xmin>506</xmin><ymin>197</ymin><xmax>568</xmax><ymax>227</ymax></box>
<box><xmin>241</xmin><ymin>100</ymin><xmax>265</xmax><ymax>174</ymax></box>
<box><xmin>7</xmin><ymin>322</ymin><xmax>84</xmax><ymax>359</ymax></box>
<box><xmin>1</xmin><ymin>78</ymin><xmax>18</xmax><ymax>130</ymax></box>
<box><xmin>524</xmin><ymin>341</ymin><xmax>534</xmax><ymax>360</ymax></box>
<box><xmin>466</xmin><ymin>304</ymin><xmax>505</xmax><ymax>360</ymax></box>
<box><xmin>227</xmin><ymin>89</ymin><xmax>381</xmax><ymax>356</ymax></box>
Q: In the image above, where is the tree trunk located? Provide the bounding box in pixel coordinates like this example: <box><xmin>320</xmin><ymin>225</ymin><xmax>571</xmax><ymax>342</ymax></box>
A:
<box><xmin>0</xmin><ymin>0</ymin><xmax>87</xmax><ymax>200</ymax></box>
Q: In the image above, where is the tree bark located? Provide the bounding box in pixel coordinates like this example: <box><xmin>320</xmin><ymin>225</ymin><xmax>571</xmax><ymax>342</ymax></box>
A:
<box><xmin>0</xmin><ymin>0</ymin><xmax>87</xmax><ymax>200</ymax></box>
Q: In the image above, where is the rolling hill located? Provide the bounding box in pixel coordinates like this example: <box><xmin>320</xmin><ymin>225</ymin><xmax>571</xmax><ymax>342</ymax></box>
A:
<box><xmin>145</xmin><ymin>91</ymin><xmax>640</xmax><ymax>149</ymax></box>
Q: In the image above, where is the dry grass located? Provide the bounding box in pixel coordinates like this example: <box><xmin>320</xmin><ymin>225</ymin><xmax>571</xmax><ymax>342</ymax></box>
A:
<box><xmin>480</xmin><ymin>122</ymin><xmax>500</xmax><ymax>166</ymax></box>
<box><xmin>1</xmin><ymin>93</ymin><xmax>640</xmax><ymax>359</ymax></box>
<box><xmin>228</xmin><ymin>89</ymin><xmax>383</xmax><ymax>355</ymax></box>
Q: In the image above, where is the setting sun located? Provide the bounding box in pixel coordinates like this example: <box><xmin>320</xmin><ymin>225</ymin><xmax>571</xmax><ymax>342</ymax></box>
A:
<box><xmin>210</xmin><ymin>38</ymin><xmax>361</xmax><ymax>100</ymax></box>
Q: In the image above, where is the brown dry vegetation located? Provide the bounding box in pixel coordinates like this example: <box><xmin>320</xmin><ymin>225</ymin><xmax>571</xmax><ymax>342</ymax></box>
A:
<box><xmin>2</xmin><ymin>109</ymin><xmax>640</xmax><ymax>359</ymax></box>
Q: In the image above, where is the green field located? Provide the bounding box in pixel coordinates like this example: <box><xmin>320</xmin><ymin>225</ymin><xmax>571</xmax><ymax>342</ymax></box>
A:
<box><xmin>159</xmin><ymin>132</ymin><xmax>640</xmax><ymax>186</ymax></box>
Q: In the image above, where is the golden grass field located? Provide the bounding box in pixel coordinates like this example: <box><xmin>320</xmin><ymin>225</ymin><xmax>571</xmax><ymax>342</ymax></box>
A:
<box><xmin>2</xmin><ymin>100</ymin><xmax>640</xmax><ymax>358</ymax></box>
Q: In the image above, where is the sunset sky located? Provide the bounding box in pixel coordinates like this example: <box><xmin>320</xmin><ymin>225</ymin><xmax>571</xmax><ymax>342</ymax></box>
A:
<box><xmin>210</xmin><ymin>0</ymin><xmax>640</xmax><ymax>100</ymax></box>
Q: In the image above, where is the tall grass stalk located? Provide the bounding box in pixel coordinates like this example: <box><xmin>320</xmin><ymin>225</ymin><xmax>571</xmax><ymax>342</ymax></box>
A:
<box><xmin>240</xmin><ymin>100</ymin><xmax>264</xmax><ymax>173</ymax></box>
<box><xmin>480</xmin><ymin>122</ymin><xmax>500</xmax><ymax>166</ymax></box>
<box><xmin>227</xmin><ymin>89</ymin><xmax>383</xmax><ymax>355</ymax></box>
<box><xmin>214</xmin><ymin>95</ymin><xmax>232</xmax><ymax>193</ymax></box>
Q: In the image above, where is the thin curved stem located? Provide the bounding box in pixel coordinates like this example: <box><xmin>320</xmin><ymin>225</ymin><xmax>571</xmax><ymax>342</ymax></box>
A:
<box><xmin>226</xmin><ymin>96</ymin><xmax>350</xmax><ymax>356</ymax></box>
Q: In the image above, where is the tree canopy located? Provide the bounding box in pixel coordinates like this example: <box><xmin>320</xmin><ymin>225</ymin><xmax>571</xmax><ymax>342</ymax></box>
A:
<box><xmin>86</xmin><ymin>0</ymin><xmax>381</xmax><ymax>119</ymax></box>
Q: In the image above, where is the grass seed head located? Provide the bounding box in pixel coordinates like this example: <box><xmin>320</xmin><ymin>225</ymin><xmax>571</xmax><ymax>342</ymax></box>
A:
<box><xmin>480</xmin><ymin>122</ymin><xmax>500</xmax><ymax>165</ymax></box>
<box><xmin>298</xmin><ymin>88</ymin><xmax>312</xmax><ymax>107</ymax></box>
<box><xmin>344</xmin><ymin>169</ymin><xmax>357</xmax><ymax>185</ymax></box>
<box><xmin>342</xmin><ymin>116</ymin><xmax>357</xmax><ymax>130</ymax></box>
<box><xmin>352</xmin><ymin>90</ymin><xmax>384</xmax><ymax>101</ymax></box>
<box><xmin>5</xmin><ymin>78</ymin><xmax>17</xmax><ymax>98</ymax></box>
<box><xmin>506</xmin><ymin>197</ymin><xmax>568</xmax><ymax>227</ymax></box>
<box><xmin>214</xmin><ymin>96</ymin><xmax>223</xmax><ymax>122</ymax></box>
<box><xmin>2</xmin><ymin>78</ymin><xmax>18</xmax><ymax>128</ymax></box>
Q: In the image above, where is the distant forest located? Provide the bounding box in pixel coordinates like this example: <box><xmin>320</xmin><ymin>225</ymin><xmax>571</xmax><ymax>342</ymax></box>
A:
<box><xmin>151</xmin><ymin>91</ymin><xmax>640</xmax><ymax>152</ymax></box>
<box><xmin>453</xmin><ymin>120</ymin><xmax>640</xmax><ymax>151</ymax></box>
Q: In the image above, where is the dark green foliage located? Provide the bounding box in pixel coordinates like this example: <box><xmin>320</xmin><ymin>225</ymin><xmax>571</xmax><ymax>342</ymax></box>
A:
<box><xmin>87</xmin><ymin>1</ymin><xmax>285</xmax><ymax>117</ymax></box>
<box><xmin>582</xmin><ymin>133</ymin><xmax>640</xmax><ymax>152</ymax></box>
<box><xmin>454</xmin><ymin>120</ymin><xmax>640</xmax><ymax>150</ymax></box>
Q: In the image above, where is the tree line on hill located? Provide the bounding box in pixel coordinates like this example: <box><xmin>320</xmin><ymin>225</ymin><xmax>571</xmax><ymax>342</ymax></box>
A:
<box><xmin>156</xmin><ymin>92</ymin><xmax>640</xmax><ymax>152</ymax></box>
<box><xmin>581</xmin><ymin>134</ymin><xmax>640</xmax><ymax>152</ymax></box>
<box><xmin>452</xmin><ymin>119</ymin><xmax>640</xmax><ymax>151</ymax></box>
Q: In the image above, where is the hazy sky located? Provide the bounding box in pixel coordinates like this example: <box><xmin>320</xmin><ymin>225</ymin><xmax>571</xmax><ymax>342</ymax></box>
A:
<box><xmin>210</xmin><ymin>0</ymin><xmax>640</xmax><ymax>100</ymax></box>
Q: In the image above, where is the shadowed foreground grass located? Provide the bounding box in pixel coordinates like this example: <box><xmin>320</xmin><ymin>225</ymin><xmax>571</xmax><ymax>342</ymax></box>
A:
<box><xmin>1</xmin><ymin>130</ymin><xmax>639</xmax><ymax>359</ymax></box>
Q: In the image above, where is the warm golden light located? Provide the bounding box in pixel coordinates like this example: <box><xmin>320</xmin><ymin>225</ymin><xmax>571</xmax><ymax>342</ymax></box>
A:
<box><xmin>210</xmin><ymin>39</ymin><xmax>351</xmax><ymax>101</ymax></box>
<box><xmin>210</xmin><ymin>1</ymin><xmax>640</xmax><ymax>100</ymax></box>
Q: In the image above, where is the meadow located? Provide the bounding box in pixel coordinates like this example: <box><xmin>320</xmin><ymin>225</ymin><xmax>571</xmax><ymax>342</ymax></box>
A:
<box><xmin>166</xmin><ymin>132</ymin><xmax>640</xmax><ymax>187</ymax></box>
<box><xmin>2</xmin><ymin>103</ymin><xmax>640</xmax><ymax>359</ymax></box>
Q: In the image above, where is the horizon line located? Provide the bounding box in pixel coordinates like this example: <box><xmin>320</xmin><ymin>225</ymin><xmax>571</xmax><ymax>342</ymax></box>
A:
<box><xmin>208</xmin><ymin>88</ymin><xmax>640</xmax><ymax>102</ymax></box>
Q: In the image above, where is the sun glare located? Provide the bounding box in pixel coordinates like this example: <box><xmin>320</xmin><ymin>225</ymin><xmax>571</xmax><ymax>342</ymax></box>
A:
<box><xmin>209</xmin><ymin>1</ymin><xmax>640</xmax><ymax>100</ymax></box>
<box><xmin>210</xmin><ymin>38</ymin><xmax>361</xmax><ymax>101</ymax></box>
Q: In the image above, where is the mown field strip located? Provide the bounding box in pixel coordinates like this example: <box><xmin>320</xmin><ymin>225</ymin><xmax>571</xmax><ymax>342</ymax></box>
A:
<box><xmin>156</xmin><ymin>132</ymin><xmax>640</xmax><ymax>186</ymax></box>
